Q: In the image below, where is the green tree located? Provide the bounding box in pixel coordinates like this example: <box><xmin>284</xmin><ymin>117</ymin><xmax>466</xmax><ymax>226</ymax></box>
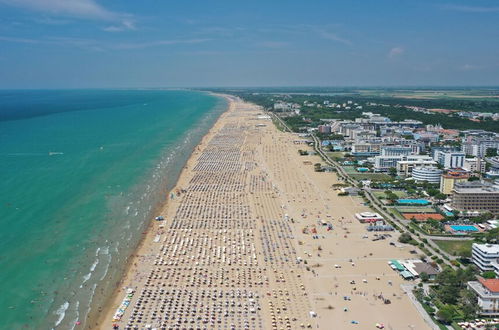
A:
<box><xmin>420</xmin><ymin>272</ymin><xmax>430</xmax><ymax>282</ymax></box>
<box><xmin>459</xmin><ymin>290</ymin><xmax>479</xmax><ymax>319</ymax></box>
<box><xmin>458</xmin><ymin>248</ymin><xmax>472</xmax><ymax>258</ymax></box>
<box><xmin>434</xmin><ymin>193</ymin><xmax>447</xmax><ymax>200</ymax></box>
<box><xmin>482</xmin><ymin>271</ymin><xmax>497</xmax><ymax>279</ymax></box>
<box><xmin>485</xmin><ymin>147</ymin><xmax>497</xmax><ymax>157</ymax></box>
<box><xmin>388</xmin><ymin>167</ymin><xmax>397</xmax><ymax>177</ymax></box>
<box><xmin>437</xmin><ymin>305</ymin><xmax>455</xmax><ymax>324</ymax></box>
<box><xmin>485</xmin><ymin>228</ymin><xmax>499</xmax><ymax>243</ymax></box>
<box><xmin>384</xmin><ymin>190</ymin><xmax>399</xmax><ymax>202</ymax></box>
<box><xmin>398</xmin><ymin>232</ymin><xmax>412</xmax><ymax>244</ymax></box>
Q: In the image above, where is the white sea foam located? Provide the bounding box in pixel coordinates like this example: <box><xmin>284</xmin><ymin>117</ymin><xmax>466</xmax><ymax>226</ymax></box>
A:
<box><xmin>80</xmin><ymin>273</ymin><xmax>91</xmax><ymax>288</ymax></box>
<box><xmin>90</xmin><ymin>258</ymin><xmax>99</xmax><ymax>272</ymax></box>
<box><xmin>54</xmin><ymin>301</ymin><xmax>69</xmax><ymax>327</ymax></box>
<box><xmin>100</xmin><ymin>256</ymin><xmax>111</xmax><ymax>281</ymax></box>
<box><xmin>101</xmin><ymin>246</ymin><xmax>109</xmax><ymax>255</ymax></box>
<box><xmin>87</xmin><ymin>283</ymin><xmax>97</xmax><ymax>308</ymax></box>
<box><xmin>69</xmin><ymin>301</ymin><xmax>80</xmax><ymax>330</ymax></box>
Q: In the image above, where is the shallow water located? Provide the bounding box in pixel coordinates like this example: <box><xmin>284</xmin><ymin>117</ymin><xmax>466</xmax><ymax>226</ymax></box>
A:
<box><xmin>0</xmin><ymin>89</ymin><xmax>226</xmax><ymax>329</ymax></box>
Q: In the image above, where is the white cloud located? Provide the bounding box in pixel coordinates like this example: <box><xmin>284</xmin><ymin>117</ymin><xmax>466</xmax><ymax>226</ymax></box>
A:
<box><xmin>112</xmin><ymin>38</ymin><xmax>211</xmax><ymax>50</ymax></box>
<box><xmin>0</xmin><ymin>0</ymin><xmax>135</xmax><ymax>30</ymax></box>
<box><xmin>0</xmin><ymin>35</ymin><xmax>40</xmax><ymax>43</ymax></box>
<box><xmin>388</xmin><ymin>47</ymin><xmax>404</xmax><ymax>58</ymax></box>
<box><xmin>0</xmin><ymin>34</ymin><xmax>211</xmax><ymax>51</ymax></box>
<box><xmin>318</xmin><ymin>30</ymin><xmax>352</xmax><ymax>45</ymax></box>
<box><xmin>103</xmin><ymin>19</ymin><xmax>135</xmax><ymax>32</ymax></box>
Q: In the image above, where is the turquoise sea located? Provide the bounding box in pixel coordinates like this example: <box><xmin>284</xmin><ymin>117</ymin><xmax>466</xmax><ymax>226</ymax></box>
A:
<box><xmin>0</xmin><ymin>90</ymin><xmax>227</xmax><ymax>329</ymax></box>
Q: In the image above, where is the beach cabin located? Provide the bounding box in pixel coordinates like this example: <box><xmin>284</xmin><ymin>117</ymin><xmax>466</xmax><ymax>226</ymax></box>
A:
<box><xmin>355</xmin><ymin>212</ymin><xmax>384</xmax><ymax>223</ymax></box>
<box><xmin>389</xmin><ymin>260</ymin><xmax>406</xmax><ymax>272</ymax></box>
<box><xmin>400</xmin><ymin>270</ymin><xmax>415</xmax><ymax>280</ymax></box>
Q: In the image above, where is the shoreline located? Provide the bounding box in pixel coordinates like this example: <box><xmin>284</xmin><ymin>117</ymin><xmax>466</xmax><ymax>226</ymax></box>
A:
<box><xmin>90</xmin><ymin>93</ymin><xmax>234</xmax><ymax>329</ymax></box>
<box><xmin>94</xmin><ymin>96</ymin><xmax>431</xmax><ymax>329</ymax></box>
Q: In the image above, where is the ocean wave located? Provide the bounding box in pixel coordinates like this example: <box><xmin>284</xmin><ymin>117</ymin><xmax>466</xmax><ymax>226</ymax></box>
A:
<box><xmin>99</xmin><ymin>255</ymin><xmax>111</xmax><ymax>281</ymax></box>
<box><xmin>69</xmin><ymin>301</ymin><xmax>80</xmax><ymax>330</ymax></box>
<box><xmin>80</xmin><ymin>273</ymin><xmax>91</xmax><ymax>288</ymax></box>
<box><xmin>90</xmin><ymin>258</ymin><xmax>99</xmax><ymax>272</ymax></box>
<box><xmin>100</xmin><ymin>245</ymin><xmax>109</xmax><ymax>255</ymax></box>
<box><xmin>87</xmin><ymin>283</ymin><xmax>97</xmax><ymax>308</ymax></box>
<box><xmin>54</xmin><ymin>301</ymin><xmax>69</xmax><ymax>327</ymax></box>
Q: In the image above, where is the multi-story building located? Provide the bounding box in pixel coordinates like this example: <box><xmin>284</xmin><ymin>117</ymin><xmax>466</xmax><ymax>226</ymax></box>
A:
<box><xmin>397</xmin><ymin>160</ymin><xmax>439</xmax><ymax>177</ymax></box>
<box><xmin>399</xmin><ymin>140</ymin><xmax>424</xmax><ymax>154</ymax></box>
<box><xmin>374</xmin><ymin>155</ymin><xmax>433</xmax><ymax>171</ymax></box>
<box><xmin>462</xmin><ymin>131</ymin><xmax>499</xmax><ymax>157</ymax></box>
<box><xmin>463</xmin><ymin>157</ymin><xmax>487</xmax><ymax>173</ymax></box>
<box><xmin>340</xmin><ymin>124</ymin><xmax>363</xmax><ymax>137</ymax></box>
<box><xmin>411</xmin><ymin>167</ymin><xmax>443</xmax><ymax>184</ymax></box>
<box><xmin>472</xmin><ymin>243</ymin><xmax>499</xmax><ymax>272</ymax></box>
<box><xmin>451</xmin><ymin>182</ymin><xmax>499</xmax><ymax>215</ymax></box>
<box><xmin>318</xmin><ymin>125</ymin><xmax>331</xmax><ymax>134</ymax></box>
<box><xmin>380</xmin><ymin>146</ymin><xmax>412</xmax><ymax>156</ymax></box>
<box><xmin>351</xmin><ymin>143</ymin><xmax>381</xmax><ymax>156</ymax></box>
<box><xmin>467</xmin><ymin>278</ymin><xmax>499</xmax><ymax>316</ymax></box>
<box><xmin>434</xmin><ymin>150</ymin><xmax>465</xmax><ymax>169</ymax></box>
<box><xmin>440</xmin><ymin>170</ymin><xmax>470</xmax><ymax>194</ymax></box>
<box><xmin>414</xmin><ymin>132</ymin><xmax>440</xmax><ymax>144</ymax></box>
<box><xmin>352</xmin><ymin>130</ymin><xmax>377</xmax><ymax>141</ymax></box>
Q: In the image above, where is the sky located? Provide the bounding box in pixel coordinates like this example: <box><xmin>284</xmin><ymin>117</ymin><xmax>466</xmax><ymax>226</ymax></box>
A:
<box><xmin>0</xmin><ymin>0</ymin><xmax>498</xmax><ymax>88</ymax></box>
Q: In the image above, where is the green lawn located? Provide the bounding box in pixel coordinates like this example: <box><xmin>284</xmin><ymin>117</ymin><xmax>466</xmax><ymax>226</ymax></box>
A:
<box><xmin>373</xmin><ymin>190</ymin><xmax>408</xmax><ymax>198</ymax></box>
<box><xmin>325</xmin><ymin>151</ymin><xmax>345</xmax><ymax>159</ymax></box>
<box><xmin>340</xmin><ymin>166</ymin><xmax>394</xmax><ymax>181</ymax></box>
<box><xmin>342</xmin><ymin>166</ymin><xmax>358</xmax><ymax>174</ymax></box>
<box><xmin>349</xmin><ymin>173</ymin><xmax>392</xmax><ymax>180</ymax></box>
<box><xmin>432</xmin><ymin>240</ymin><xmax>474</xmax><ymax>256</ymax></box>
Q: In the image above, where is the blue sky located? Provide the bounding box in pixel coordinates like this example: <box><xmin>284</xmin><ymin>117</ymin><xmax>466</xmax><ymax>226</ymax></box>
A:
<box><xmin>0</xmin><ymin>0</ymin><xmax>498</xmax><ymax>88</ymax></box>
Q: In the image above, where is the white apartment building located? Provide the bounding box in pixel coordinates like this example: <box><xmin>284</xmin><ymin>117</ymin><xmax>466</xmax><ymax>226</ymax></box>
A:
<box><xmin>411</xmin><ymin>167</ymin><xmax>443</xmax><ymax>184</ymax></box>
<box><xmin>463</xmin><ymin>157</ymin><xmax>487</xmax><ymax>173</ymax></box>
<box><xmin>397</xmin><ymin>160</ymin><xmax>439</xmax><ymax>177</ymax></box>
<box><xmin>467</xmin><ymin>278</ymin><xmax>499</xmax><ymax>316</ymax></box>
<box><xmin>472</xmin><ymin>243</ymin><xmax>499</xmax><ymax>272</ymax></box>
<box><xmin>434</xmin><ymin>150</ymin><xmax>465</xmax><ymax>169</ymax></box>
<box><xmin>374</xmin><ymin>155</ymin><xmax>433</xmax><ymax>171</ymax></box>
<box><xmin>380</xmin><ymin>146</ymin><xmax>412</xmax><ymax>156</ymax></box>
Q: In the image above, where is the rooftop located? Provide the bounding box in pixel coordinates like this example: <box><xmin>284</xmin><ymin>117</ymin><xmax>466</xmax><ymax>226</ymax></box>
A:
<box><xmin>473</xmin><ymin>243</ymin><xmax>499</xmax><ymax>254</ymax></box>
<box><xmin>454</xmin><ymin>182</ymin><xmax>499</xmax><ymax>194</ymax></box>
<box><xmin>479</xmin><ymin>278</ymin><xmax>499</xmax><ymax>293</ymax></box>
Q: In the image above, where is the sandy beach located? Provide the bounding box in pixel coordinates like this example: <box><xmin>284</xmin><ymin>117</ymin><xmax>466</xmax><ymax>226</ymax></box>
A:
<box><xmin>94</xmin><ymin>96</ymin><xmax>432</xmax><ymax>329</ymax></box>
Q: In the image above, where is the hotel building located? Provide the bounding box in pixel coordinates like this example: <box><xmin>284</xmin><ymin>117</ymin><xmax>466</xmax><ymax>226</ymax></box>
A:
<box><xmin>451</xmin><ymin>182</ymin><xmax>499</xmax><ymax>215</ymax></box>
<box><xmin>472</xmin><ymin>243</ymin><xmax>499</xmax><ymax>272</ymax></box>
<box><xmin>467</xmin><ymin>278</ymin><xmax>499</xmax><ymax>316</ymax></box>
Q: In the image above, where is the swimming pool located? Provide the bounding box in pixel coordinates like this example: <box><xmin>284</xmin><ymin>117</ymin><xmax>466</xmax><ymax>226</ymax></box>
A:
<box><xmin>450</xmin><ymin>225</ymin><xmax>478</xmax><ymax>232</ymax></box>
<box><xmin>444</xmin><ymin>211</ymin><xmax>454</xmax><ymax>217</ymax></box>
<box><xmin>397</xmin><ymin>199</ymin><xmax>430</xmax><ymax>205</ymax></box>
